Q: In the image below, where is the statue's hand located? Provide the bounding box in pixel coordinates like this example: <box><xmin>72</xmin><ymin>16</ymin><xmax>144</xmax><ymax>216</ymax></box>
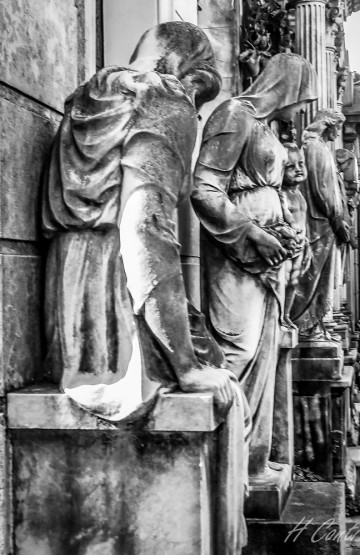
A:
<box><xmin>248</xmin><ymin>226</ymin><xmax>287</xmax><ymax>266</ymax></box>
<box><xmin>179</xmin><ymin>367</ymin><xmax>235</xmax><ymax>411</ymax></box>
<box><xmin>336</xmin><ymin>220</ymin><xmax>350</xmax><ymax>243</ymax></box>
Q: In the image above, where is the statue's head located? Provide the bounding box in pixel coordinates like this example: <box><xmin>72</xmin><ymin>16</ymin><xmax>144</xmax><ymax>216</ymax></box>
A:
<box><xmin>129</xmin><ymin>22</ymin><xmax>221</xmax><ymax>110</ymax></box>
<box><xmin>305</xmin><ymin>109</ymin><xmax>345</xmax><ymax>141</ymax></box>
<box><xmin>282</xmin><ymin>143</ymin><xmax>308</xmax><ymax>187</ymax></box>
<box><xmin>240</xmin><ymin>52</ymin><xmax>318</xmax><ymax>121</ymax></box>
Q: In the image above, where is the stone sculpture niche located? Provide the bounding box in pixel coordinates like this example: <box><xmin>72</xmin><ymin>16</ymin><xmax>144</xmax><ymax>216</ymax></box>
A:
<box><xmin>291</xmin><ymin>109</ymin><xmax>350</xmax><ymax>338</ymax></box>
<box><xmin>192</xmin><ymin>52</ymin><xmax>318</xmax><ymax>479</ymax></box>
<box><xmin>41</xmin><ymin>21</ymin><xmax>249</xmax><ymax>552</ymax></box>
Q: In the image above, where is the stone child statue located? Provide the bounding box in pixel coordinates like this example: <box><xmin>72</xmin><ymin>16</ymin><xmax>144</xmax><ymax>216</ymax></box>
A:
<box><xmin>291</xmin><ymin>109</ymin><xmax>350</xmax><ymax>336</ymax></box>
<box><xmin>281</xmin><ymin>143</ymin><xmax>311</xmax><ymax>329</ymax></box>
<box><xmin>192</xmin><ymin>53</ymin><xmax>318</xmax><ymax>478</ymax></box>
<box><xmin>42</xmin><ymin>22</ymin><xmax>250</xmax><ymax>553</ymax></box>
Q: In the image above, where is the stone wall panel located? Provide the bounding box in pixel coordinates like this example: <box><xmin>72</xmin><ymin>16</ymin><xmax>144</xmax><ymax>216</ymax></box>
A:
<box><xmin>0</xmin><ymin>97</ymin><xmax>59</xmax><ymax>241</ymax></box>
<box><xmin>1</xmin><ymin>255</ymin><xmax>43</xmax><ymax>391</ymax></box>
<box><xmin>0</xmin><ymin>0</ymin><xmax>78</xmax><ymax>111</ymax></box>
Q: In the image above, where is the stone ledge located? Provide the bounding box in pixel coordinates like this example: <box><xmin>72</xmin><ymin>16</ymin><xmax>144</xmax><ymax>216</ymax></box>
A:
<box><xmin>280</xmin><ymin>326</ymin><xmax>299</xmax><ymax>349</ymax></box>
<box><xmin>7</xmin><ymin>385</ymin><xmax>220</xmax><ymax>433</ymax></box>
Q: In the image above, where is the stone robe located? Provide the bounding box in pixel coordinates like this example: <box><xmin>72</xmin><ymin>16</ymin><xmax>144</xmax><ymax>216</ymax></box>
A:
<box><xmin>193</xmin><ymin>99</ymin><xmax>288</xmax><ymax>474</ymax></box>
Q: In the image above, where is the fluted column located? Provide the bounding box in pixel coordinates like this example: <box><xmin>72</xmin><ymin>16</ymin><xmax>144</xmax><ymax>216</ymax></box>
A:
<box><xmin>325</xmin><ymin>44</ymin><xmax>337</xmax><ymax>109</ymax></box>
<box><xmin>295</xmin><ymin>0</ymin><xmax>327</xmax><ymax>121</ymax></box>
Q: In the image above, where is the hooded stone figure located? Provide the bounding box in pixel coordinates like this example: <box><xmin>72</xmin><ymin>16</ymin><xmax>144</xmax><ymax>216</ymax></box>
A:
<box><xmin>192</xmin><ymin>53</ymin><xmax>318</xmax><ymax>477</ymax></box>
<box><xmin>42</xmin><ymin>22</ymin><xmax>249</xmax><ymax>553</ymax></box>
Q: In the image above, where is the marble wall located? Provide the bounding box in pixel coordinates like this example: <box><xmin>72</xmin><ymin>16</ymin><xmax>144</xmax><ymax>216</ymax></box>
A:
<box><xmin>0</xmin><ymin>1</ymin><xmax>95</xmax><ymax>551</ymax></box>
<box><xmin>0</xmin><ymin>0</ymin><xmax>91</xmax><ymax>394</ymax></box>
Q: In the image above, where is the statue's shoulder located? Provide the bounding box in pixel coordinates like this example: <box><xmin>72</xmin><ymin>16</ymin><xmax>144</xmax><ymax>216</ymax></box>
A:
<box><xmin>68</xmin><ymin>66</ymin><xmax>194</xmax><ymax>116</ymax></box>
<box><xmin>203</xmin><ymin>98</ymin><xmax>254</xmax><ymax>140</ymax></box>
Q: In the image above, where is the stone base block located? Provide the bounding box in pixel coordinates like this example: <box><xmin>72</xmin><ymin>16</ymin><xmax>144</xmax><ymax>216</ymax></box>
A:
<box><xmin>244</xmin><ymin>482</ymin><xmax>346</xmax><ymax>555</ymax></box>
<box><xmin>245</xmin><ymin>464</ymin><xmax>292</xmax><ymax>519</ymax></box>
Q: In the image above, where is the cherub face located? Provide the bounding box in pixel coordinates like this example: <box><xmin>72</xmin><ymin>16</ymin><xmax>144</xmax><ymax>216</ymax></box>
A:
<box><xmin>283</xmin><ymin>150</ymin><xmax>308</xmax><ymax>186</ymax></box>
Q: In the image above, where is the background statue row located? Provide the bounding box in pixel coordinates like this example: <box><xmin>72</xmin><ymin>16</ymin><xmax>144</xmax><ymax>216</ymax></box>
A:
<box><xmin>287</xmin><ymin>109</ymin><xmax>355</xmax><ymax>341</ymax></box>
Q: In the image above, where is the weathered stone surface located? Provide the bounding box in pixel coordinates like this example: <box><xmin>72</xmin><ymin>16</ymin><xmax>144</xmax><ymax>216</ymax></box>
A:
<box><xmin>12</xmin><ymin>428</ymin><xmax>214</xmax><ymax>555</ymax></box>
<box><xmin>0</xmin><ymin>97</ymin><xmax>59</xmax><ymax>241</ymax></box>
<box><xmin>201</xmin><ymin>26</ymin><xmax>237</xmax><ymax>88</ymax></box>
<box><xmin>198</xmin><ymin>0</ymin><xmax>237</xmax><ymax>28</ymax></box>
<box><xmin>8</xmin><ymin>386</ymin><xmax>219</xmax><ymax>433</ymax></box>
<box><xmin>0</xmin><ymin>0</ymin><xmax>78</xmax><ymax>111</ymax></box>
<box><xmin>1</xmin><ymin>255</ymin><xmax>42</xmax><ymax>392</ymax></box>
<box><xmin>244</xmin><ymin>482</ymin><xmax>346</xmax><ymax>555</ymax></box>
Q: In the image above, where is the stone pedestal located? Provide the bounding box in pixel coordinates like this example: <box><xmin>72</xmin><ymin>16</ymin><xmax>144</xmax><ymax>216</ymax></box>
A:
<box><xmin>293</xmin><ymin>337</ymin><xmax>353</xmax><ymax>480</ymax></box>
<box><xmin>7</xmin><ymin>386</ymin><xmax>224</xmax><ymax>555</ymax></box>
<box><xmin>244</xmin><ymin>482</ymin><xmax>346</xmax><ymax>555</ymax></box>
<box><xmin>245</xmin><ymin>464</ymin><xmax>292</xmax><ymax>520</ymax></box>
<box><xmin>245</xmin><ymin>328</ymin><xmax>297</xmax><ymax>520</ymax></box>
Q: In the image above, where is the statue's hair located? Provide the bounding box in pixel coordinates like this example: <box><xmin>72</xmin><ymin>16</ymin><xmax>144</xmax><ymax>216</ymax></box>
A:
<box><xmin>130</xmin><ymin>22</ymin><xmax>221</xmax><ymax>108</ymax></box>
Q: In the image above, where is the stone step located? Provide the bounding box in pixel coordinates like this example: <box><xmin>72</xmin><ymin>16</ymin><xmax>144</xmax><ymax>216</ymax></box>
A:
<box><xmin>244</xmin><ymin>482</ymin><xmax>346</xmax><ymax>554</ymax></box>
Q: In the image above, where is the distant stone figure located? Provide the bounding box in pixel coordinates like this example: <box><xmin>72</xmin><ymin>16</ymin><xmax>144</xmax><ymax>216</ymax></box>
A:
<box><xmin>281</xmin><ymin>143</ymin><xmax>311</xmax><ymax>329</ymax></box>
<box><xmin>291</xmin><ymin>109</ymin><xmax>349</xmax><ymax>337</ymax></box>
<box><xmin>192</xmin><ymin>53</ymin><xmax>318</xmax><ymax>477</ymax></box>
